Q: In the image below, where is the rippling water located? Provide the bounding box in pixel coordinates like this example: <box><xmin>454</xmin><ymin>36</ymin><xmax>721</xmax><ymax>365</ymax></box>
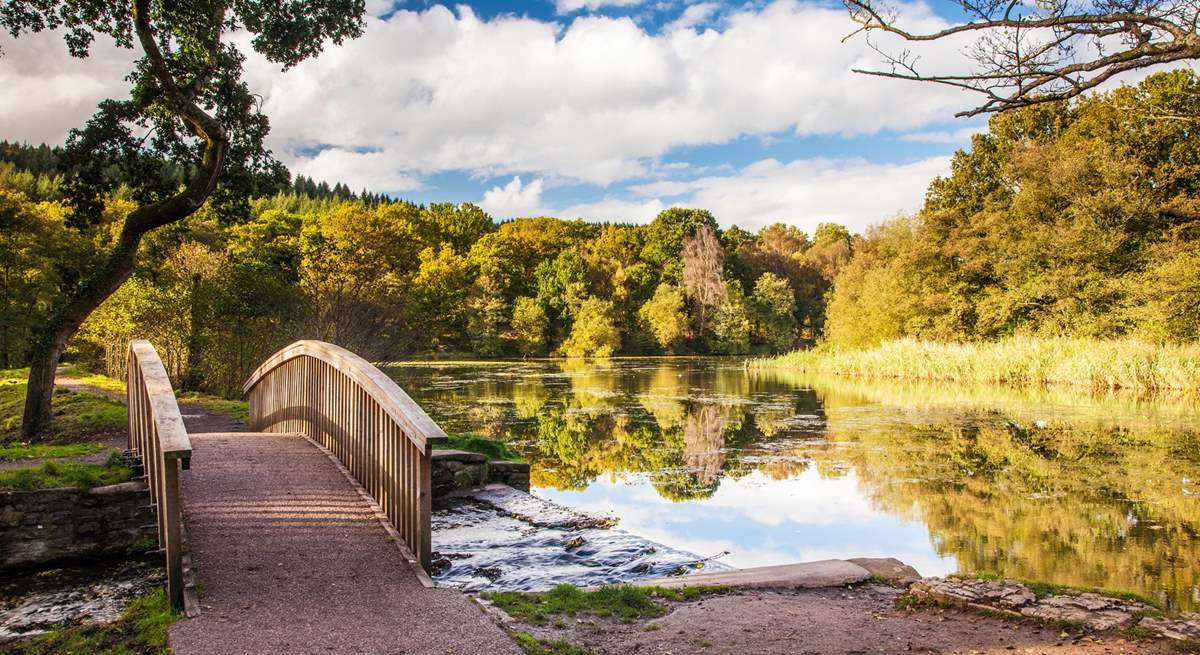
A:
<box><xmin>386</xmin><ymin>358</ymin><xmax>1200</xmax><ymax>609</ymax></box>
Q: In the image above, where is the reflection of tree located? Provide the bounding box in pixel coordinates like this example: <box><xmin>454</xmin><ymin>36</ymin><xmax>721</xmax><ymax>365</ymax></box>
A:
<box><xmin>511</xmin><ymin>380</ymin><xmax>548</xmax><ymax>419</ymax></box>
<box><xmin>637</xmin><ymin>366</ymin><xmax>688</xmax><ymax>431</ymax></box>
<box><xmin>818</xmin><ymin>418</ymin><xmax>1200</xmax><ymax>610</ymax></box>
<box><xmin>683</xmin><ymin>404</ymin><xmax>728</xmax><ymax>489</ymax></box>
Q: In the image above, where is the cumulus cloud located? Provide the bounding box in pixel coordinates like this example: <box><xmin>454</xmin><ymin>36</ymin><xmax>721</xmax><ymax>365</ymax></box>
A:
<box><xmin>480</xmin><ymin>175</ymin><xmax>547</xmax><ymax>216</ymax></box>
<box><xmin>228</xmin><ymin>0</ymin><xmax>973</xmax><ymax>187</ymax></box>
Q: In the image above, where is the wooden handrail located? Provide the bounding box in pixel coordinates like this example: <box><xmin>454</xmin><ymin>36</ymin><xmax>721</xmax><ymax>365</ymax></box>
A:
<box><xmin>243</xmin><ymin>340</ymin><xmax>446</xmax><ymax>573</ymax></box>
<box><xmin>243</xmin><ymin>340</ymin><xmax>447</xmax><ymax>452</ymax></box>
<box><xmin>126</xmin><ymin>339</ymin><xmax>191</xmax><ymax>611</ymax></box>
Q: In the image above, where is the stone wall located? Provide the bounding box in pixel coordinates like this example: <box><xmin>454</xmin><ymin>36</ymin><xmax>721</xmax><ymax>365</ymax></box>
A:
<box><xmin>0</xmin><ymin>481</ymin><xmax>155</xmax><ymax>571</ymax></box>
<box><xmin>431</xmin><ymin>450</ymin><xmax>531</xmax><ymax>498</ymax></box>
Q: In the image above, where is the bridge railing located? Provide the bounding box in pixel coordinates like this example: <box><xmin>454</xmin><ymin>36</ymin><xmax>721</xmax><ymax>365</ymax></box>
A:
<box><xmin>243</xmin><ymin>340</ymin><xmax>446</xmax><ymax>573</ymax></box>
<box><xmin>126</xmin><ymin>339</ymin><xmax>192</xmax><ymax>611</ymax></box>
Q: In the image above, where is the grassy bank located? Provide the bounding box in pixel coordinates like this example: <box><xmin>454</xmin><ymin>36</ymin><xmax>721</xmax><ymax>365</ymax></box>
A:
<box><xmin>0</xmin><ymin>453</ymin><xmax>132</xmax><ymax>491</ymax></box>
<box><xmin>755</xmin><ymin>338</ymin><xmax>1200</xmax><ymax>392</ymax></box>
<box><xmin>1</xmin><ymin>369</ymin><xmax>127</xmax><ymax>442</ymax></box>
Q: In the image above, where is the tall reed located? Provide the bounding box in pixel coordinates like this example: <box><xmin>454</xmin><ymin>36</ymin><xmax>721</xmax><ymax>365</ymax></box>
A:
<box><xmin>753</xmin><ymin>337</ymin><xmax>1200</xmax><ymax>392</ymax></box>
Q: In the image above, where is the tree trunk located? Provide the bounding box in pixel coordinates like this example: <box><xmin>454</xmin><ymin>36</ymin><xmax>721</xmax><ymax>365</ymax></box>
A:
<box><xmin>20</xmin><ymin>236</ymin><xmax>142</xmax><ymax>440</ymax></box>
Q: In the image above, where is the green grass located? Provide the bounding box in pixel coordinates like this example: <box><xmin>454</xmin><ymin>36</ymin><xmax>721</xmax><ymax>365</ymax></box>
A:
<box><xmin>174</xmin><ymin>391</ymin><xmax>249</xmax><ymax>424</ymax></box>
<box><xmin>482</xmin><ymin>584</ymin><xmax>730</xmax><ymax>625</ymax></box>
<box><xmin>446</xmin><ymin>432</ymin><xmax>524</xmax><ymax>462</ymax></box>
<box><xmin>755</xmin><ymin>337</ymin><xmax>1200</xmax><ymax>393</ymax></box>
<box><xmin>0</xmin><ymin>453</ymin><xmax>132</xmax><ymax>491</ymax></box>
<box><xmin>1</xmin><ymin>369</ymin><xmax>127</xmax><ymax>443</ymax></box>
<box><xmin>508</xmin><ymin>631</ymin><xmax>593</xmax><ymax>655</ymax></box>
<box><xmin>0</xmin><ymin>442</ymin><xmax>106</xmax><ymax>462</ymax></box>
<box><xmin>59</xmin><ymin>366</ymin><xmax>127</xmax><ymax>395</ymax></box>
<box><xmin>1</xmin><ymin>588</ymin><xmax>179</xmax><ymax>655</ymax></box>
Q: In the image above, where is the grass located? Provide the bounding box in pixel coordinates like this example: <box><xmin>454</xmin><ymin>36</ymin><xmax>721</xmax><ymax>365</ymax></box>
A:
<box><xmin>58</xmin><ymin>366</ymin><xmax>127</xmax><ymax>395</ymax></box>
<box><xmin>508</xmin><ymin>631</ymin><xmax>593</xmax><ymax>655</ymax></box>
<box><xmin>755</xmin><ymin>337</ymin><xmax>1200</xmax><ymax>393</ymax></box>
<box><xmin>482</xmin><ymin>584</ymin><xmax>731</xmax><ymax>625</ymax></box>
<box><xmin>1</xmin><ymin>588</ymin><xmax>179</xmax><ymax>655</ymax></box>
<box><xmin>0</xmin><ymin>442</ymin><xmax>106</xmax><ymax>462</ymax></box>
<box><xmin>174</xmin><ymin>391</ymin><xmax>249</xmax><ymax>424</ymax></box>
<box><xmin>1</xmin><ymin>369</ymin><xmax>127</xmax><ymax>443</ymax></box>
<box><xmin>0</xmin><ymin>452</ymin><xmax>132</xmax><ymax>491</ymax></box>
<box><xmin>446</xmin><ymin>432</ymin><xmax>524</xmax><ymax>462</ymax></box>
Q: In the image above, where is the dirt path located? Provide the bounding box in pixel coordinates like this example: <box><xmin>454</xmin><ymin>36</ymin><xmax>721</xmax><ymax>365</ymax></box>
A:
<box><xmin>506</xmin><ymin>585</ymin><xmax>1176</xmax><ymax>655</ymax></box>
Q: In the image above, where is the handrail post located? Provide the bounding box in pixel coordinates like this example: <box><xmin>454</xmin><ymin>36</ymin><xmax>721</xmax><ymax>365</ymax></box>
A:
<box><xmin>419</xmin><ymin>447</ymin><xmax>432</xmax><ymax>572</ymax></box>
<box><xmin>163</xmin><ymin>459</ymin><xmax>184</xmax><ymax>609</ymax></box>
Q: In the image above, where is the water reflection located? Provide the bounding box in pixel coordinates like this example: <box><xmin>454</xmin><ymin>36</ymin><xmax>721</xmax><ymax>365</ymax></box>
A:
<box><xmin>386</xmin><ymin>358</ymin><xmax>1200</xmax><ymax>610</ymax></box>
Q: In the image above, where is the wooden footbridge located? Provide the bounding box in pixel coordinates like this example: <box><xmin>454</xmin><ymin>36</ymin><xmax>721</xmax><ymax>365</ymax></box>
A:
<box><xmin>125</xmin><ymin>339</ymin><xmax>520</xmax><ymax>654</ymax></box>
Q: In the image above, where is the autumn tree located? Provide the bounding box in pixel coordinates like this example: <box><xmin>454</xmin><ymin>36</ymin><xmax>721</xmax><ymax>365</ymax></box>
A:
<box><xmin>511</xmin><ymin>296</ymin><xmax>549</xmax><ymax>356</ymax></box>
<box><xmin>562</xmin><ymin>297</ymin><xmax>621</xmax><ymax>357</ymax></box>
<box><xmin>4</xmin><ymin>0</ymin><xmax>366</xmax><ymax>438</ymax></box>
<box><xmin>681</xmin><ymin>225</ymin><xmax>727</xmax><ymax>333</ymax></box>
<box><xmin>639</xmin><ymin>284</ymin><xmax>689</xmax><ymax>352</ymax></box>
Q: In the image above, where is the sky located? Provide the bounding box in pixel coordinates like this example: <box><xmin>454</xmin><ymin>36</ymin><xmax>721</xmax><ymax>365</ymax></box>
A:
<box><xmin>0</xmin><ymin>0</ymin><xmax>1000</xmax><ymax>235</ymax></box>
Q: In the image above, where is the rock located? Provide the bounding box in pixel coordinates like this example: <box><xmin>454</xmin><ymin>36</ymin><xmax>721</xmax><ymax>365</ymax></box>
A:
<box><xmin>1139</xmin><ymin>613</ymin><xmax>1200</xmax><ymax>641</ymax></box>
<box><xmin>911</xmin><ymin>578</ymin><xmax>1035</xmax><ymax>609</ymax></box>
<box><xmin>1019</xmin><ymin>593</ymin><xmax>1151</xmax><ymax>631</ymax></box>
<box><xmin>847</xmin><ymin>557</ymin><xmax>922</xmax><ymax>586</ymax></box>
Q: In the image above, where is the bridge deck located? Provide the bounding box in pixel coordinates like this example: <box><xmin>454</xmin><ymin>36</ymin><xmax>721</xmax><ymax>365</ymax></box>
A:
<box><xmin>167</xmin><ymin>430</ymin><xmax>520</xmax><ymax>655</ymax></box>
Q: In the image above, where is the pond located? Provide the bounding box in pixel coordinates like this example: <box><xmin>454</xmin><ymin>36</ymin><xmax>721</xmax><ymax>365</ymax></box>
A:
<box><xmin>384</xmin><ymin>357</ymin><xmax>1200</xmax><ymax>610</ymax></box>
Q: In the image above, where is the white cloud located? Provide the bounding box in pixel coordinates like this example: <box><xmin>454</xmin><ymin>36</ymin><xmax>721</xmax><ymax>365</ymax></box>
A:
<box><xmin>294</xmin><ymin>148</ymin><xmax>423</xmax><ymax>192</ymax></box>
<box><xmin>899</xmin><ymin>125</ymin><xmax>984</xmax><ymax>143</ymax></box>
<box><xmin>228</xmin><ymin>0</ymin><xmax>974</xmax><ymax>188</ymax></box>
<box><xmin>664</xmin><ymin>2</ymin><xmax>720</xmax><ymax>31</ymax></box>
<box><xmin>549</xmin><ymin>155</ymin><xmax>950</xmax><ymax>233</ymax></box>
<box><xmin>556</xmin><ymin>0</ymin><xmax>646</xmax><ymax>14</ymax></box>
<box><xmin>0</xmin><ymin>32</ymin><xmax>134</xmax><ymax>145</ymax></box>
<box><xmin>480</xmin><ymin>175</ymin><xmax>547</xmax><ymax>216</ymax></box>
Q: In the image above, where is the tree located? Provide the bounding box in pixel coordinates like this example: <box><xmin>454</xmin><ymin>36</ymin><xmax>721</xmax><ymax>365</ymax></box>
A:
<box><xmin>750</xmin><ymin>272</ymin><xmax>797</xmax><ymax>351</ymax></box>
<box><xmin>466</xmin><ymin>276</ymin><xmax>507</xmax><ymax>356</ymax></box>
<box><xmin>843</xmin><ymin>0</ymin><xmax>1200</xmax><ymax>116</ymax></box>
<box><xmin>712</xmin><ymin>281</ymin><xmax>751</xmax><ymax>354</ymax></box>
<box><xmin>511</xmin><ymin>296</ymin><xmax>549</xmax><ymax>356</ymax></box>
<box><xmin>642</xmin><ymin>207</ymin><xmax>719</xmax><ymax>279</ymax></box>
<box><xmin>681</xmin><ymin>225</ymin><xmax>727</xmax><ymax>333</ymax></box>
<box><xmin>562</xmin><ymin>297</ymin><xmax>621</xmax><ymax>357</ymax></box>
<box><xmin>639</xmin><ymin>284</ymin><xmax>689</xmax><ymax>352</ymax></box>
<box><xmin>4</xmin><ymin>1</ymin><xmax>366</xmax><ymax>438</ymax></box>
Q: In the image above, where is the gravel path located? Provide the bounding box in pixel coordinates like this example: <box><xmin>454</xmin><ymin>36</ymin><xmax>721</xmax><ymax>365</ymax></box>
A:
<box><xmin>166</xmin><ymin>430</ymin><xmax>521</xmax><ymax>655</ymax></box>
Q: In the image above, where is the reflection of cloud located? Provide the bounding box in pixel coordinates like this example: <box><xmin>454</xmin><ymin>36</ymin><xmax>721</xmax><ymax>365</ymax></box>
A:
<box><xmin>539</xmin><ymin>469</ymin><xmax>950</xmax><ymax>572</ymax></box>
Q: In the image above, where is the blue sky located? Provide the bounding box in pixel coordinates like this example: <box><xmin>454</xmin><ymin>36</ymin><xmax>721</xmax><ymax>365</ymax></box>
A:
<box><xmin>0</xmin><ymin>0</ymin><xmax>994</xmax><ymax>234</ymax></box>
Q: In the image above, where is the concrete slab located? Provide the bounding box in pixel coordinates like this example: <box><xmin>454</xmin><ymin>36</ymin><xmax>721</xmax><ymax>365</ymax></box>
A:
<box><xmin>633</xmin><ymin>559</ymin><xmax>872</xmax><ymax>590</ymax></box>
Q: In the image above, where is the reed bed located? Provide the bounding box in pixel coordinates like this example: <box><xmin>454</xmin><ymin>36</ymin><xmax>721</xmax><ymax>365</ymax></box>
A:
<box><xmin>754</xmin><ymin>337</ymin><xmax>1200</xmax><ymax>392</ymax></box>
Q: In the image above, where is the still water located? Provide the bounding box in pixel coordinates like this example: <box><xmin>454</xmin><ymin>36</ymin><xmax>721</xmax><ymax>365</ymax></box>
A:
<box><xmin>384</xmin><ymin>358</ymin><xmax>1200</xmax><ymax>609</ymax></box>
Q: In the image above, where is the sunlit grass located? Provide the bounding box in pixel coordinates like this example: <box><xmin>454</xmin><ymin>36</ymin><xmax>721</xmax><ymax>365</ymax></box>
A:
<box><xmin>445</xmin><ymin>432</ymin><xmax>523</xmax><ymax>461</ymax></box>
<box><xmin>755</xmin><ymin>337</ymin><xmax>1200</xmax><ymax>392</ymax></box>
<box><xmin>0</xmin><ymin>452</ymin><xmax>132</xmax><ymax>491</ymax></box>
<box><xmin>482</xmin><ymin>583</ymin><xmax>731</xmax><ymax>625</ymax></box>
<box><xmin>1</xmin><ymin>369</ymin><xmax>128</xmax><ymax>442</ymax></box>
<box><xmin>0</xmin><ymin>441</ymin><xmax>106</xmax><ymax>461</ymax></box>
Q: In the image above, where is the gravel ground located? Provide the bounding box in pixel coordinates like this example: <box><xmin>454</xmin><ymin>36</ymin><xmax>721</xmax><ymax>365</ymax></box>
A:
<box><xmin>506</xmin><ymin>585</ymin><xmax>1178</xmax><ymax>655</ymax></box>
